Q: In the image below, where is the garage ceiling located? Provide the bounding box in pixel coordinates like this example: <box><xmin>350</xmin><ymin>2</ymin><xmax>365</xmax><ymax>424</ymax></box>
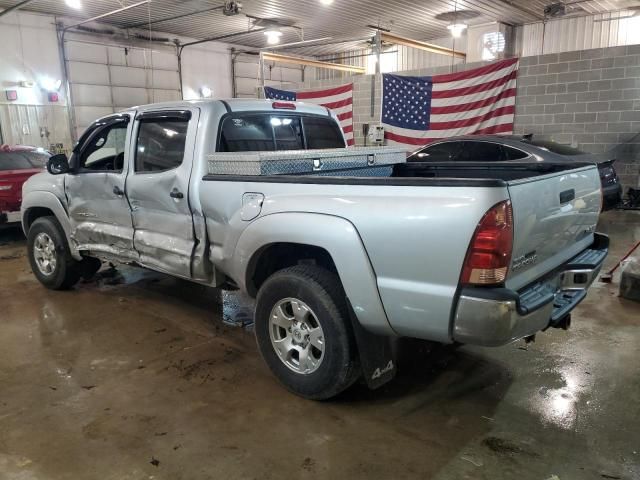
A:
<box><xmin>1</xmin><ymin>0</ymin><xmax>638</xmax><ymax>54</ymax></box>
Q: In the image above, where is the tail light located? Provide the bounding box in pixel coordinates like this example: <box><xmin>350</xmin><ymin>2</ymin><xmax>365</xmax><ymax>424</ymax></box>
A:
<box><xmin>461</xmin><ymin>200</ymin><xmax>513</xmax><ymax>286</ymax></box>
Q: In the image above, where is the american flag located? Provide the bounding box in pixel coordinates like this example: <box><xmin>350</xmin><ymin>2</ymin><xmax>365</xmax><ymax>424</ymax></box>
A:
<box><xmin>264</xmin><ymin>84</ymin><xmax>354</xmax><ymax>146</ymax></box>
<box><xmin>382</xmin><ymin>58</ymin><xmax>519</xmax><ymax>147</ymax></box>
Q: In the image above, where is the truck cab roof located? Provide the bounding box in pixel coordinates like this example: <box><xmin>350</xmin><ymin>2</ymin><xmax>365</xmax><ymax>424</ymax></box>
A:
<box><xmin>126</xmin><ymin>99</ymin><xmax>331</xmax><ymax>117</ymax></box>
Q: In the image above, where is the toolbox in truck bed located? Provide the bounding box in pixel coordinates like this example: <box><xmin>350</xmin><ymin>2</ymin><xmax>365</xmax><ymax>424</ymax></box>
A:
<box><xmin>207</xmin><ymin>147</ymin><xmax>407</xmax><ymax>176</ymax></box>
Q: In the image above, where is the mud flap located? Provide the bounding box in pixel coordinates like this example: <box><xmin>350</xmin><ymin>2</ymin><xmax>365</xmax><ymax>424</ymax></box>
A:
<box><xmin>347</xmin><ymin>302</ymin><xmax>397</xmax><ymax>390</ymax></box>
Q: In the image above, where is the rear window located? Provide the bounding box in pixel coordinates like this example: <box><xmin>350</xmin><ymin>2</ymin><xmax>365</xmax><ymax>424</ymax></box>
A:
<box><xmin>218</xmin><ymin>114</ymin><xmax>345</xmax><ymax>152</ymax></box>
<box><xmin>526</xmin><ymin>140</ymin><xmax>585</xmax><ymax>156</ymax></box>
<box><xmin>0</xmin><ymin>151</ymin><xmax>49</xmax><ymax>170</ymax></box>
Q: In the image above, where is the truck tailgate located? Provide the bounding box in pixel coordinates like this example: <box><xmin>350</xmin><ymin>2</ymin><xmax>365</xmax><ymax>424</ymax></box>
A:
<box><xmin>505</xmin><ymin>165</ymin><xmax>602</xmax><ymax>291</ymax></box>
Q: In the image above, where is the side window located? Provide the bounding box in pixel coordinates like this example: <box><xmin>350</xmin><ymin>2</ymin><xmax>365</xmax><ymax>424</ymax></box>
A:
<box><xmin>219</xmin><ymin>116</ymin><xmax>275</xmax><ymax>152</ymax></box>
<box><xmin>303</xmin><ymin>117</ymin><xmax>345</xmax><ymax>149</ymax></box>
<box><xmin>456</xmin><ymin>142</ymin><xmax>504</xmax><ymax>162</ymax></box>
<box><xmin>409</xmin><ymin>142</ymin><xmax>461</xmax><ymax>161</ymax></box>
<box><xmin>79</xmin><ymin>123</ymin><xmax>128</xmax><ymax>171</ymax></box>
<box><xmin>135</xmin><ymin>118</ymin><xmax>189</xmax><ymax>173</ymax></box>
<box><xmin>503</xmin><ymin>145</ymin><xmax>529</xmax><ymax>160</ymax></box>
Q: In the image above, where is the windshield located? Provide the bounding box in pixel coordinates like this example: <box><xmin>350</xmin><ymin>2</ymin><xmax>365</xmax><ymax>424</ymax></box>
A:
<box><xmin>526</xmin><ymin>140</ymin><xmax>586</xmax><ymax>156</ymax></box>
<box><xmin>0</xmin><ymin>150</ymin><xmax>49</xmax><ymax>170</ymax></box>
<box><xmin>218</xmin><ymin>114</ymin><xmax>345</xmax><ymax>152</ymax></box>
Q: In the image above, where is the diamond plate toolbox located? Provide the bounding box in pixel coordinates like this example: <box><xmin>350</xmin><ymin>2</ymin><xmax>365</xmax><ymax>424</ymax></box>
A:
<box><xmin>207</xmin><ymin>147</ymin><xmax>407</xmax><ymax>176</ymax></box>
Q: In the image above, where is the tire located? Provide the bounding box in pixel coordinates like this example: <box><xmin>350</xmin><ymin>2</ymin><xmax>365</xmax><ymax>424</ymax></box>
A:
<box><xmin>254</xmin><ymin>265</ymin><xmax>360</xmax><ymax>400</ymax></box>
<box><xmin>27</xmin><ymin>216</ymin><xmax>81</xmax><ymax>290</ymax></box>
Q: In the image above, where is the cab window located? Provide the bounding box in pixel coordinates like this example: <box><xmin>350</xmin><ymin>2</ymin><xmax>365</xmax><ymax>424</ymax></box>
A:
<box><xmin>79</xmin><ymin>123</ymin><xmax>128</xmax><ymax>172</ymax></box>
<box><xmin>135</xmin><ymin>118</ymin><xmax>189</xmax><ymax>173</ymax></box>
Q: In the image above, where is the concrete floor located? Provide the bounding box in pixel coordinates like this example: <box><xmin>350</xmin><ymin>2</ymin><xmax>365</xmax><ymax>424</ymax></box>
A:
<box><xmin>0</xmin><ymin>211</ymin><xmax>638</xmax><ymax>480</ymax></box>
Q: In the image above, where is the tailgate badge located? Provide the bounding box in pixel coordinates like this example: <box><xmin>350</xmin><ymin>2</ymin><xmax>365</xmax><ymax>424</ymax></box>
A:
<box><xmin>512</xmin><ymin>251</ymin><xmax>538</xmax><ymax>271</ymax></box>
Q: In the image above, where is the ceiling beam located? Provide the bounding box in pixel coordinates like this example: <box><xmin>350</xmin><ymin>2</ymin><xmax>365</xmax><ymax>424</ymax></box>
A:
<box><xmin>123</xmin><ymin>5</ymin><xmax>225</xmax><ymax>30</ymax></box>
<box><xmin>494</xmin><ymin>0</ymin><xmax>545</xmax><ymax>20</ymax></box>
<box><xmin>0</xmin><ymin>0</ymin><xmax>37</xmax><ymax>18</ymax></box>
<box><xmin>380</xmin><ymin>32</ymin><xmax>466</xmax><ymax>59</ymax></box>
<box><xmin>63</xmin><ymin>0</ymin><xmax>151</xmax><ymax>31</ymax></box>
<box><xmin>262</xmin><ymin>52</ymin><xmax>366</xmax><ymax>74</ymax></box>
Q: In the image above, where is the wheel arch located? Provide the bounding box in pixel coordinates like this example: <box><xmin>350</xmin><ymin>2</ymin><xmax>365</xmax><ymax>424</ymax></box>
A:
<box><xmin>21</xmin><ymin>191</ymin><xmax>81</xmax><ymax>260</ymax></box>
<box><xmin>233</xmin><ymin>212</ymin><xmax>395</xmax><ymax>336</ymax></box>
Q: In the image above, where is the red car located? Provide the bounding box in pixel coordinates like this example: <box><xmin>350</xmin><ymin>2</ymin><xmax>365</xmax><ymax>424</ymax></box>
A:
<box><xmin>0</xmin><ymin>145</ymin><xmax>50</xmax><ymax>225</ymax></box>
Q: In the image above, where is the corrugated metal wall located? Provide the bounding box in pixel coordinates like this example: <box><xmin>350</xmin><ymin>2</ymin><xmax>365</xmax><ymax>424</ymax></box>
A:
<box><xmin>233</xmin><ymin>53</ymin><xmax>304</xmax><ymax>98</ymax></box>
<box><xmin>517</xmin><ymin>11</ymin><xmax>640</xmax><ymax>56</ymax></box>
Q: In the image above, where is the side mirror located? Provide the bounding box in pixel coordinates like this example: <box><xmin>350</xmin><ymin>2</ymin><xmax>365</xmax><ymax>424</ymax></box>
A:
<box><xmin>47</xmin><ymin>153</ymin><xmax>70</xmax><ymax>175</ymax></box>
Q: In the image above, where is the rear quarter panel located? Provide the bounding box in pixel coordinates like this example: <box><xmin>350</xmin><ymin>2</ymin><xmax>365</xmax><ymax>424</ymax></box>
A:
<box><xmin>199</xmin><ymin>180</ymin><xmax>509</xmax><ymax>342</ymax></box>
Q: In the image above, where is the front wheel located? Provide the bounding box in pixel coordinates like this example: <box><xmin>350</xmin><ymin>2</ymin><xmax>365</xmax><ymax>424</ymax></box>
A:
<box><xmin>254</xmin><ymin>265</ymin><xmax>360</xmax><ymax>400</ymax></box>
<box><xmin>27</xmin><ymin>216</ymin><xmax>81</xmax><ymax>290</ymax></box>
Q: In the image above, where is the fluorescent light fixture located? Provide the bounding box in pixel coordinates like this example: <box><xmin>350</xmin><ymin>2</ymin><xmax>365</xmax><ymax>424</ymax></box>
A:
<box><xmin>447</xmin><ymin>23</ymin><xmax>467</xmax><ymax>38</ymax></box>
<box><xmin>65</xmin><ymin>0</ymin><xmax>82</xmax><ymax>8</ymax></box>
<box><xmin>320</xmin><ymin>0</ymin><xmax>334</xmax><ymax>5</ymax></box>
<box><xmin>40</xmin><ymin>77</ymin><xmax>62</xmax><ymax>92</ymax></box>
<box><xmin>200</xmin><ymin>86</ymin><xmax>212</xmax><ymax>98</ymax></box>
<box><xmin>264</xmin><ymin>29</ymin><xmax>283</xmax><ymax>45</ymax></box>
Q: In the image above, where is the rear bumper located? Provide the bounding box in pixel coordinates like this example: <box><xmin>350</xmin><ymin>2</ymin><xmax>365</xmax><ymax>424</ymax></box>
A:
<box><xmin>0</xmin><ymin>211</ymin><xmax>21</xmax><ymax>224</ymax></box>
<box><xmin>452</xmin><ymin>233</ymin><xmax>609</xmax><ymax>347</ymax></box>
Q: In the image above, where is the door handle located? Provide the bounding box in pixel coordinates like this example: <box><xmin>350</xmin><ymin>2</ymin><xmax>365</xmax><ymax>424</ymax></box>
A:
<box><xmin>170</xmin><ymin>189</ymin><xmax>184</xmax><ymax>199</ymax></box>
<box><xmin>113</xmin><ymin>185</ymin><xmax>124</xmax><ymax>196</ymax></box>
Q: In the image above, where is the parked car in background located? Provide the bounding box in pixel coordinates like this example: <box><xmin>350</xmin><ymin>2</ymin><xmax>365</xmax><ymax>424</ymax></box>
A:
<box><xmin>0</xmin><ymin>145</ymin><xmax>49</xmax><ymax>225</ymax></box>
<box><xmin>407</xmin><ymin>135</ymin><xmax>623</xmax><ymax>209</ymax></box>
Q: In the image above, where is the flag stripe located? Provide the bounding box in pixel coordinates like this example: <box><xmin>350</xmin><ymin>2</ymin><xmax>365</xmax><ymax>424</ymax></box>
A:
<box><xmin>299</xmin><ymin>89</ymin><xmax>353</xmax><ymax>106</ymax></box>
<box><xmin>385</xmin><ymin>122</ymin><xmax>514</xmax><ymax>146</ymax></box>
<box><xmin>384</xmin><ymin>114</ymin><xmax>516</xmax><ymax>142</ymax></box>
<box><xmin>431</xmin><ymin>60</ymin><xmax>518</xmax><ymax>91</ymax></box>
<box><xmin>431</xmin><ymin>79</ymin><xmax>517</xmax><ymax>107</ymax></box>
<box><xmin>297</xmin><ymin>84</ymin><xmax>353</xmax><ymax>99</ymax></box>
<box><xmin>430</xmin><ymin>88</ymin><xmax>516</xmax><ymax>114</ymax></box>
<box><xmin>431</xmin><ymin>57</ymin><xmax>519</xmax><ymax>84</ymax></box>
<box><xmin>431</xmin><ymin>70</ymin><xmax>517</xmax><ymax>99</ymax></box>
<box><xmin>320</xmin><ymin>97</ymin><xmax>353</xmax><ymax>110</ymax></box>
<box><xmin>429</xmin><ymin>102</ymin><xmax>515</xmax><ymax>126</ymax></box>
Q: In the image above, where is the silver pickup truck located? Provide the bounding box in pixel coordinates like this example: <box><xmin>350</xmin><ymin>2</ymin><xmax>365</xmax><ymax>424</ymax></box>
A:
<box><xmin>21</xmin><ymin>99</ymin><xmax>608</xmax><ymax>399</ymax></box>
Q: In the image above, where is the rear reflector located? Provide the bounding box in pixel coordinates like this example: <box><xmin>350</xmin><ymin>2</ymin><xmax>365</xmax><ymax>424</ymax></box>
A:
<box><xmin>461</xmin><ymin>200</ymin><xmax>513</xmax><ymax>286</ymax></box>
<box><xmin>272</xmin><ymin>102</ymin><xmax>296</xmax><ymax>110</ymax></box>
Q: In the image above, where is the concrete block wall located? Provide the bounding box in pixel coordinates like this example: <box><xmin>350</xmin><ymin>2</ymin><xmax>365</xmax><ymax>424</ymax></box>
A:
<box><xmin>303</xmin><ymin>44</ymin><xmax>640</xmax><ymax>191</ymax></box>
<box><xmin>514</xmin><ymin>45</ymin><xmax>640</xmax><ymax>189</ymax></box>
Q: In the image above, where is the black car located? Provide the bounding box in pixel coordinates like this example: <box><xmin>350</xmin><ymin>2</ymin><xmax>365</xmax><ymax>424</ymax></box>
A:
<box><xmin>407</xmin><ymin>135</ymin><xmax>622</xmax><ymax>209</ymax></box>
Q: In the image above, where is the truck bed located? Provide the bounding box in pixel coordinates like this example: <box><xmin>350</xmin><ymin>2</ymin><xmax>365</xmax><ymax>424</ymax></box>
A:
<box><xmin>201</xmin><ymin>159</ymin><xmax>601</xmax><ymax>341</ymax></box>
<box><xmin>204</xmin><ymin>160</ymin><xmax>595</xmax><ymax>185</ymax></box>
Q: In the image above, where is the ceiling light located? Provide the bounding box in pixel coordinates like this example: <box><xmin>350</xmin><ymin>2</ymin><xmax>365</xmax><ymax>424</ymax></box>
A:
<box><xmin>200</xmin><ymin>86</ymin><xmax>212</xmax><ymax>98</ymax></box>
<box><xmin>447</xmin><ymin>23</ymin><xmax>467</xmax><ymax>38</ymax></box>
<box><xmin>264</xmin><ymin>30</ymin><xmax>283</xmax><ymax>45</ymax></box>
<box><xmin>320</xmin><ymin>0</ymin><xmax>334</xmax><ymax>5</ymax></box>
<box><xmin>65</xmin><ymin>0</ymin><xmax>82</xmax><ymax>9</ymax></box>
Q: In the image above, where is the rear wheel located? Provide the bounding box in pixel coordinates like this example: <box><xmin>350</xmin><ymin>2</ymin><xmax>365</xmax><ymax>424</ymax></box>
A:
<box><xmin>254</xmin><ymin>265</ymin><xmax>360</xmax><ymax>400</ymax></box>
<box><xmin>27</xmin><ymin>217</ymin><xmax>81</xmax><ymax>290</ymax></box>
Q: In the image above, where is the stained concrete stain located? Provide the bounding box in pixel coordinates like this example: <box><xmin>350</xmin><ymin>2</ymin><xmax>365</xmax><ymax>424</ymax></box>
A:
<box><xmin>0</xmin><ymin>211</ymin><xmax>638</xmax><ymax>480</ymax></box>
